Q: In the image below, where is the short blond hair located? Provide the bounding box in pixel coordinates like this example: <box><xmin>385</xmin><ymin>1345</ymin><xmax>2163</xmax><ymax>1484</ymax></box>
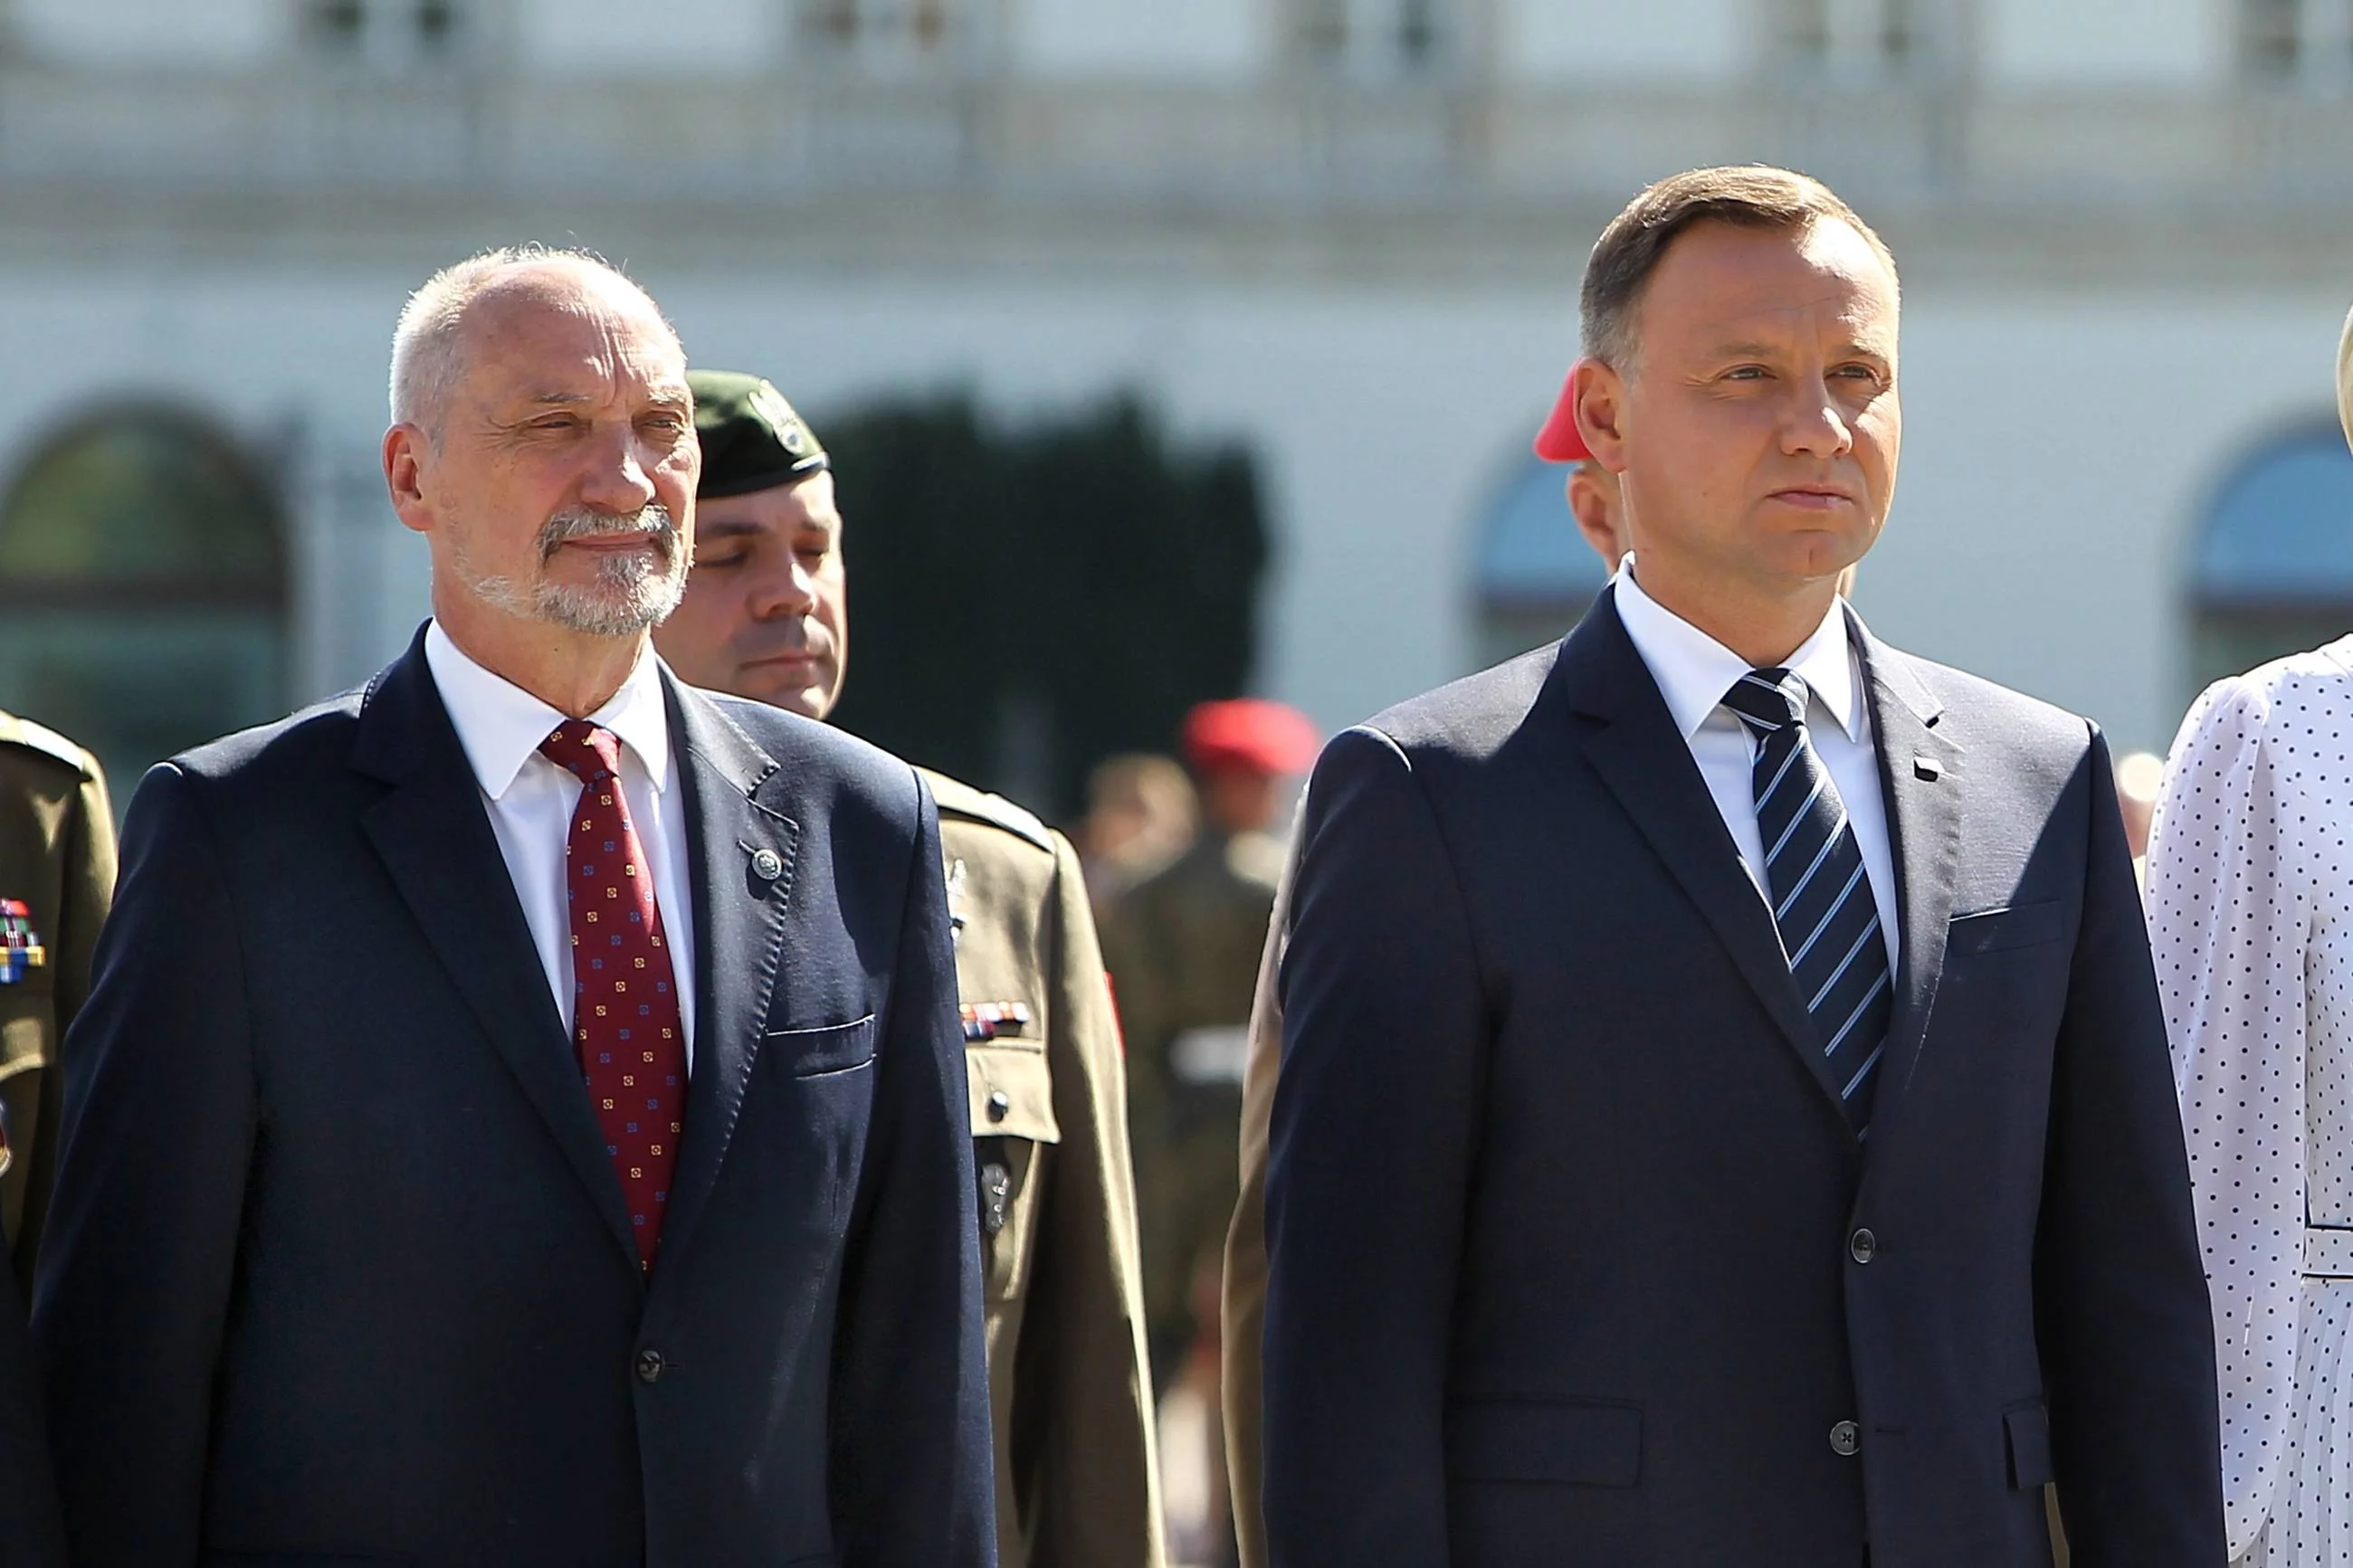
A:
<box><xmin>387</xmin><ymin>244</ymin><xmax>679</xmax><ymax>434</ymax></box>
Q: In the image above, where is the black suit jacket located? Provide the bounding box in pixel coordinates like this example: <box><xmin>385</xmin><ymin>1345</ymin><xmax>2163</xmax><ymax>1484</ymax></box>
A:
<box><xmin>1262</xmin><ymin>591</ymin><xmax>2223</xmax><ymax>1567</ymax></box>
<box><xmin>33</xmin><ymin>629</ymin><xmax>995</xmax><ymax>1567</ymax></box>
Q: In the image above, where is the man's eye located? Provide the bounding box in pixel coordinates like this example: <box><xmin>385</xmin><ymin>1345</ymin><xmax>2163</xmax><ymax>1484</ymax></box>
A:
<box><xmin>699</xmin><ymin>551</ymin><xmax>750</xmax><ymax>571</ymax></box>
<box><xmin>1724</xmin><ymin>366</ymin><xmax>1769</xmax><ymax>382</ymax></box>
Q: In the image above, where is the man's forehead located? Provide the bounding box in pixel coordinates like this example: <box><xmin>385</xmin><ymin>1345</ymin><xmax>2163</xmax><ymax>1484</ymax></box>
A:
<box><xmin>470</xmin><ymin>318</ymin><xmax>687</xmax><ymax>403</ymax></box>
<box><xmin>1651</xmin><ymin>224</ymin><xmax>1897</xmax><ymax>347</ymax></box>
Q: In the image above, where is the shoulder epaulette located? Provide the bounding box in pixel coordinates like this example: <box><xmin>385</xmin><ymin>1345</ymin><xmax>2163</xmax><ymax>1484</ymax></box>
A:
<box><xmin>0</xmin><ymin>711</ymin><xmax>98</xmax><ymax>779</ymax></box>
<box><xmin>919</xmin><ymin>767</ymin><xmax>1055</xmax><ymax>854</ymax></box>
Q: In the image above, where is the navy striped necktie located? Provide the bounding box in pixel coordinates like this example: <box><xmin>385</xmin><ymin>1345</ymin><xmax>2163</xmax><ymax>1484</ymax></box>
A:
<box><xmin>1720</xmin><ymin>669</ymin><xmax>1890</xmax><ymax>1136</ymax></box>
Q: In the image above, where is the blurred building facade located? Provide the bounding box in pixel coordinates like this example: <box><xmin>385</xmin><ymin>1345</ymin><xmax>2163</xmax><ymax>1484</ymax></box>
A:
<box><xmin>0</xmin><ymin>0</ymin><xmax>2350</xmax><ymax>792</ymax></box>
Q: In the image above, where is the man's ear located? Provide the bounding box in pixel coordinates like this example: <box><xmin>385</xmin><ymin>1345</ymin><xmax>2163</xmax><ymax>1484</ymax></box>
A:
<box><xmin>1571</xmin><ymin>356</ymin><xmax>1629</xmax><ymax>475</ymax></box>
<box><xmin>384</xmin><ymin>424</ymin><xmax>434</xmax><ymax>537</ymax></box>
<box><xmin>1566</xmin><ymin>468</ymin><xmax>1622</xmax><ymax>572</ymax></box>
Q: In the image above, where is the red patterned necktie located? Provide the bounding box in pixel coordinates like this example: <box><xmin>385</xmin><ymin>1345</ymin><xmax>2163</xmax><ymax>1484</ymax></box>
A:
<box><xmin>539</xmin><ymin>719</ymin><xmax>688</xmax><ymax>1272</ymax></box>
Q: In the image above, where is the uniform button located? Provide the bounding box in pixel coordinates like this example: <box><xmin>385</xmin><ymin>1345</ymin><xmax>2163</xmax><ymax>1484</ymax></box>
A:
<box><xmin>1850</xmin><ymin>1228</ymin><xmax>1877</xmax><ymax>1264</ymax></box>
<box><xmin>1829</xmin><ymin>1420</ymin><xmax>1861</xmax><ymax>1457</ymax></box>
<box><xmin>986</xmin><ymin>1090</ymin><xmax>1011</xmax><ymax>1124</ymax></box>
<box><xmin>635</xmin><ymin>1349</ymin><xmax>665</xmax><ymax>1384</ymax></box>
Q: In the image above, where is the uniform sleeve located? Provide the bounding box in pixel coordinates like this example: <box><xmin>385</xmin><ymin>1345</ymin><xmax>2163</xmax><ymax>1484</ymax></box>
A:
<box><xmin>1023</xmin><ymin>830</ymin><xmax>1164</xmax><ymax>1567</ymax></box>
<box><xmin>1223</xmin><ymin>806</ymin><xmax>1302</xmax><ymax>1568</ymax></box>
<box><xmin>2144</xmin><ymin>678</ymin><xmax>2308</xmax><ymax>1559</ymax></box>
<box><xmin>829</xmin><ymin>778</ymin><xmax>996</xmax><ymax>1568</ymax></box>
<box><xmin>13</xmin><ymin>758</ymin><xmax>116</xmax><ymax>1274</ymax></box>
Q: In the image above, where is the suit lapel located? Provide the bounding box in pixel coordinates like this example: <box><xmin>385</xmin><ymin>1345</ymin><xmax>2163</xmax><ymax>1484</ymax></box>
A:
<box><xmin>349</xmin><ymin>632</ymin><xmax>639</xmax><ymax>1266</ymax></box>
<box><xmin>1562</xmin><ymin>591</ymin><xmax>1848</xmax><ymax>1124</ymax></box>
<box><xmin>1851</xmin><ymin>614</ymin><xmax>1961</xmax><ymax>1133</ymax></box>
<box><xmin>655</xmin><ymin>673</ymin><xmax>799</xmax><ymax>1273</ymax></box>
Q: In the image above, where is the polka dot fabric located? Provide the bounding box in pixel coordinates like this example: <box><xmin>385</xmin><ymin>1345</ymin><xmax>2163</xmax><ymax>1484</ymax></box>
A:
<box><xmin>2147</xmin><ymin>638</ymin><xmax>2353</xmax><ymax>1564</ymax></box>
<box><xmin>540</xmin><ymin>719</ymin><xmax>688</xmax><ymax>1274</ymax></box>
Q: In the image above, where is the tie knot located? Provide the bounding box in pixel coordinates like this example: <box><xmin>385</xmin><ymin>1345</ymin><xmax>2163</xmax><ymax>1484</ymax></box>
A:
<box><xmin>539</xmin><ymin>719</ymin><xmax>621</xmax><ymax>784</ymax></box>
<box><xmin>1721</xmin><ymin>668</ymin><xmax>1809</xmax><ymax>734</ymax></box>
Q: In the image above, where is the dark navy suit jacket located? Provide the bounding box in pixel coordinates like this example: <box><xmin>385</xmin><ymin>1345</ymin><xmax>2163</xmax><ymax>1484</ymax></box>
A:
<box><xmin>1262</xmin><ymin>591</ymin><xmax>2224</xmax><ymax>1567</ymax></box>
<box><xmin>33</xmin><ymin>629</ymin><xmax>996</xmax><ymax>1567</ymax></box>
<box><xmin>0</xmin><ymin>1249</ymin><xmax>62</xmax><ymax>1564</ymax></box>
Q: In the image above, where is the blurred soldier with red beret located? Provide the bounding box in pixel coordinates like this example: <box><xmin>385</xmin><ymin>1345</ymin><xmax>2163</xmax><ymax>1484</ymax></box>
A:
<box><xmin>1099</xmin><ymin>697</ymin><xmax>1315</xmax><ymax>1567</ymax></box>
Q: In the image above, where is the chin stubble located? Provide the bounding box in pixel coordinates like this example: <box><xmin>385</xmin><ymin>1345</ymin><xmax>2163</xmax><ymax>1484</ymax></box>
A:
<box><xmin>454</xmin><ymin>504</ymin><xmax>690</xmax><ymax>637</ymax></box>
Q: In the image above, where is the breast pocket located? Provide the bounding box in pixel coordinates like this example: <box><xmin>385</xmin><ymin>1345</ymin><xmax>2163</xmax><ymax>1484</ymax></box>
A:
<box><xmin>1948</xmin><ymin>900</ymin><xmax>2068</xmax><ymax>956</ymax></box>
<box><xmin>773</xmin><ymin>1015</ymin><xmax>878</xmax><ymax>1078</ymax></box>
<box><xmin>759</xmin><ymin>1016</ymin><xmax>880</xmax><ymax>1236</ymax></box>
<box><xmin>967</xmin><ymin>1041</ymin><xmax>1061</xmax><ymax>1302</ymax></box>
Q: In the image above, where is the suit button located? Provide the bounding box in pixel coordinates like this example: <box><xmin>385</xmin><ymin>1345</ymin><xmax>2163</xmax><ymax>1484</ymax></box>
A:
<box><xmin>987</xmin><ymin>1090</ymin><xmax>1011</xmax><ymax>1124</ymax></box>
<box><xmin>635</xmin><ymin>1350</ymin><xmax>665</xmax><ymax>1384</ymax></box>
<box><xmin>1850</xmin><ymin>1228</ymin><xmax>1877</xmax><ymax>1264</ymax></box>
<box><xmin>1829</xmin><ymin>1420</ymin><xmax>1861</xmax><ymax>1457</ymax></box>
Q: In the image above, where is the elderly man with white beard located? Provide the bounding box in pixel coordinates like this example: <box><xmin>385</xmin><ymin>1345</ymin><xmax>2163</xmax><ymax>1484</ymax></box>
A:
<box><xmin>32</xmin><ymin>246</ymin><xmax>995</xmax><ymax>1568</ymax></box>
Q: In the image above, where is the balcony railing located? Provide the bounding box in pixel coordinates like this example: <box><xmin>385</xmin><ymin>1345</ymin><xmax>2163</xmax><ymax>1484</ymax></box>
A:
<box><xmin>1</xmin><ymin>62</ymin><xmax>2350</xmax><ymax>218</ymax></box>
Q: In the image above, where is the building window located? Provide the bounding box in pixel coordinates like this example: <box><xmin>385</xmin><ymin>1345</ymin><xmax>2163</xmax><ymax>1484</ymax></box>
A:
<box><xmin>799</xmin><ymin>0</ymin><xmax>976</xmax><ymax>72</ymax></box>
<box><xmin>1471</xmin><ymin>451</ymin><xmax>1609</xmax><ymax>670</ymax></box>
<box><xmin>0</xmin><ymin>408</ymin><xmax>289</xmax><ymax>805</ymax></box>
<box><xmin>1295</xmin><ymin>0</ymin><xmax>1456</xmax><ymax>81</ymax></box>
<box><xmin>300</xmin><ymin>0</ymin><xmax>464</xmax><ymax>68</ymax></box>
<box><xmin>2187</xmin><ymin>421</ymin><xmax>2353</xmax><ymax>700</ymax></box>
<box><xmin>2242</xmin><ymin>0</ymin><xmax>2353</xmax><ymax>83</ymax></box>
<box><xmin>1774</xmin><ymin>0</ymin><xmax>1931</xmax><ymax>76</ymax></box>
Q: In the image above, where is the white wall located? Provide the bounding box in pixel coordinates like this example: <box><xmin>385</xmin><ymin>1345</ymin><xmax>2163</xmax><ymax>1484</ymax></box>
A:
<box><xmin>1498</xmin><ymin>0</ymin><xmax>1748</xmax><ymax>83</ymax></box>
<box><xmin>1008</xmin><ymin>0</ymin><xmax>1263</xmax><ymax>79</ymax></box>
<box><xmin>14</xmin><ymin>0</ymin><xmax>281</xmax><ymax>65</ymax></box>
<box><xmin>0</xmin><ymin>253</ymin><xmax>2329</xmax><ymax>757</ymax></box>
<box><xmin>516</xmin><ymin>0</ymin><xmax>780</xmax><ymax>76</ymax></box>
<box><xmin>1870</xmin><ymin>295</ymin><xmax>2343</xmax><ymax>752</ymax></box>
<box><xmin>1978</xmin><ymin>0</ymin><xmax>2221</xmax><ymax>87</ymax></box>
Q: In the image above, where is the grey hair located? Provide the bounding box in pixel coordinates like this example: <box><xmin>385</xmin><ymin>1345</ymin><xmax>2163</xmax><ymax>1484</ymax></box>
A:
<box><xmin>386</xmin><ymin>244</ymin><xmax>681</xmax><ymax>435</ymax></box>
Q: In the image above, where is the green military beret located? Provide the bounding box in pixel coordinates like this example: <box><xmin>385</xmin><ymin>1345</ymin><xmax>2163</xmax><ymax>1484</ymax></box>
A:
<box><xmin>691</xmin><ymin>368</ymin><xmax>829</xmax><ymax>499</ymax></box>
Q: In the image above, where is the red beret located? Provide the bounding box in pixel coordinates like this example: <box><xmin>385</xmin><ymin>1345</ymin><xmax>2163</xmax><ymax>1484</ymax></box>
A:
<box><xmin>1181</xmin><ymin>699</ymin><xmax>1319</xmax><ymax>777</ymax></box>
<box><xmin>1531</xmin><ymin>367</ymin><xmax>1593</xmax><ymax>463</ymax></box>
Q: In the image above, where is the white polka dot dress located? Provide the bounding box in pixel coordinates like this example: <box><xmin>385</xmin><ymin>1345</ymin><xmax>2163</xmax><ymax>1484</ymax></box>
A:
<box><xmin>2148</xmin><ymin>638</ymin><xmax>2353</xmax><ymax>1566</ymax></box>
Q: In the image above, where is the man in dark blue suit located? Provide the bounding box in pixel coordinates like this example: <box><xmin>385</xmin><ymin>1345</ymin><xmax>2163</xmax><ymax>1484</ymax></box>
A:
<box><xmin>1260</xmin><ymin>167</ymin><xmax>2224</xmax><ymax>1566</ymax></box>
<box><xmin>33</xmin><ymin>247</ymin><xmax>995</xmax><ymax>1566</ymax></box>
<box><xmin>0</xmin><ymin>1233</ymin><xmax>62</xmax><ymax>1563</ymax></box>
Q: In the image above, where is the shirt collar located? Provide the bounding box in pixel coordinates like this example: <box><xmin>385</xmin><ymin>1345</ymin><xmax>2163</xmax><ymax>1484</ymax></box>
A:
<box><xmin>1611</xmin><ymin>556</ymin><xmax>1862</xmax><ymax>744</ymax></box>
<box><xmin>423</xmin><ymin>620</ymin><xmax>673</xmax><ymax>801</ymax></box>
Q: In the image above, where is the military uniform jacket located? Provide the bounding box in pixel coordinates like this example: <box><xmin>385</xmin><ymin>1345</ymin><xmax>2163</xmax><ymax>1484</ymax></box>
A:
<box><xmin>924</xmin><ymin>769</ymin><xmax>1163</xmax><ymax>1568</ymax></box>
<box><xmin>0</xmin><ymin>711</ymin><xmax>114</xmax><ymax>1275</ymax></box>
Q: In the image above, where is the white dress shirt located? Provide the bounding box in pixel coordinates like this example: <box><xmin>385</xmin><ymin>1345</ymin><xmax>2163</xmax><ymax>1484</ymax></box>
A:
<box><xmin>424</xmin><ymin>621</ymin><xmax>700</xmax><ymax>1068</ymax></box>
<box><xmin>1612</xmin><ymin>561</ymin><xmax>1900</xmax><ymax>973</ymax></box>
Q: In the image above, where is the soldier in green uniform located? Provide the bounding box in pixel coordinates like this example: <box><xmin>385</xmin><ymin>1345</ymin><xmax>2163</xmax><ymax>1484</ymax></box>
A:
<box><xmin>0</xmin><ymin>708</ymin><xmax>100</xmax><ymax>1564</ymax></box>
<box><xmin>1099</xmin><ymin>698</ymin><xmax>1312</xmax><ymax>1565</ymax></box>
<box><xmin>0</xmin><ymin>710</ymin><xmax>115</xmax><ymax>1278</ymax></box>
<box><xmin>1101</xmin><ymin>698</ymin><xmax>1312</xmax><ymax>1397</ymax></box>
<box><xmin>653</xmin><ymin>370</ymin><xmax>1163</xmax><ymax>1568</ymax></box>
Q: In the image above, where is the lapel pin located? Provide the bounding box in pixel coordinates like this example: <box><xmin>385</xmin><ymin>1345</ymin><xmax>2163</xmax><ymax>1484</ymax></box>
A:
<box><xmin>749</xmin><ymin>847</ymin><xmax>785</xmax><ymax>883</ymax></box>
<box><xmin>1913</xmin><ymin>756</ymin><xmax>1943</xmax><ymax>782</ymax></box>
